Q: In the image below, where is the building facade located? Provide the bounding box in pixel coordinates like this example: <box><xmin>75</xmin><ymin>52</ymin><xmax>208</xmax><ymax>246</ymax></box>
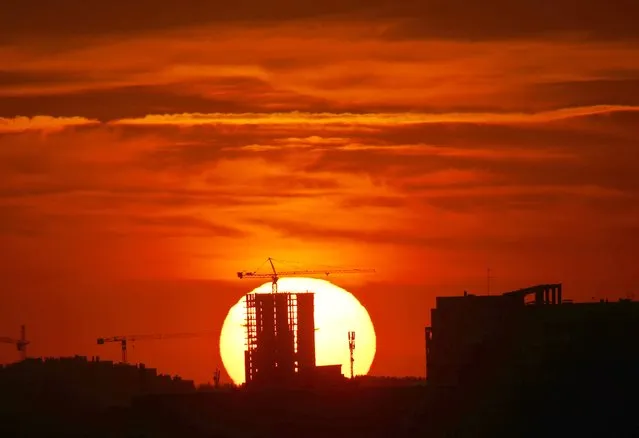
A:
<box><xmin>425</xmin><ymin>284</ymin><xmax>639</xmax><ymax>388</ymax></box>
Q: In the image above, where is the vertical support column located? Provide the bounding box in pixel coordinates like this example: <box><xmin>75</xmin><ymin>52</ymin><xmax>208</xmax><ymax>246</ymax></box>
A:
<box><xmin>425</xmin><ymin>327</ymin><xmax>432</xmax><ymax>380</ymax></box>
<box><xmin>296</xmin><ymin>293</ymin><xmax>316</xmax><ymax>374</ymax></box>
<box><xmin>274</xmin><ymin>294</ymin><xmax>294</xmax><ymax>380</ymax></box>
<box><xmin>558</xmin><ymin>284</ymin><xmax>562</xmax><ymax>304</ymax></box>
<box><xmin>244</xmin><ymin>293</ymin><xmax>257</xmax><ymax>385</ymax></box>
<box><xmin>551</xmin><ymin>286</ymin><xmax>556</xmax><ymax>305</ymax></box>
<box><xmin>244</xmin><ymin>350</ymin><xmax>251</xmax><ymax>384</ymax></box>
<box><xmin>19</xmin><ymin>325</ymin><xmax>27</xmax><ymax>361</ymax></box>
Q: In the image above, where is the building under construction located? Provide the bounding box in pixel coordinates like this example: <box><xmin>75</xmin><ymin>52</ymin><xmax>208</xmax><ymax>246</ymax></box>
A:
<box><xmin>425</xmin><ymin>284</ymin><xmax>639</xmax><ymax>389</ymax></box>
<box><xmin>244</xmin><ymin>291</ymin><xmax>343</xmax><ymax>388</ymax></box>
<box><xmin>236</xmin><ymin>257</ymin><xmax>375</xmax><ymax>388</ymax></box>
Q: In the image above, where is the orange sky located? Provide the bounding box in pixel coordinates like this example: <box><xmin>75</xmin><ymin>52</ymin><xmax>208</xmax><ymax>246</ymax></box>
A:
<box><xmin>1</xmin><ymin>1</ymin><xmax>638</xmax><ymax>384</ymax></box>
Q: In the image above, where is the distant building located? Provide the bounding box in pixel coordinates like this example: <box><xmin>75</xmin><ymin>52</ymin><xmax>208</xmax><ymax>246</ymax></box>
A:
<box><xmin>0</xmin><ymin>355</ymin><xmax>195</xmax><ymax>409</ymax></box>
<box><xmin>425</xmin><ymin>284</ymin><xmax>639</xmax><ymax>388</ymax></box>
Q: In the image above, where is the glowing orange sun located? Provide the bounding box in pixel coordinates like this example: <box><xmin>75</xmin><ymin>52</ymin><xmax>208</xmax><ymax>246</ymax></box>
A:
<box><xmin>220</xmin><ymin>277</ymin><xmax>376</xmax><ymax>384</ymax></box>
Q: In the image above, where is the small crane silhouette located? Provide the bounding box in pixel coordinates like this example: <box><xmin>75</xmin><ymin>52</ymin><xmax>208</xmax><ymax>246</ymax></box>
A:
<box><xmin>0</xmin><ymin>325</ymin><xmax>29</xmax><ymax>361</ymax></box>
<box><xmin>97</xmin><ymin>331</ymin><xmax>218</xmax><ymax>363</ymax></box>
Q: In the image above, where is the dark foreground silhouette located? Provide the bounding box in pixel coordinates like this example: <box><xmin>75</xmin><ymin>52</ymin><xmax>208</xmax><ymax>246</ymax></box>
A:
<box><xmin>1</xmin><ymin>359</ymin><xmax>638</xmax><ymax>438</ymax></box>
<box><xmin>2</xmin><ymin>288</ymin><xmax>639</xmax><ymax>437</ymax></box>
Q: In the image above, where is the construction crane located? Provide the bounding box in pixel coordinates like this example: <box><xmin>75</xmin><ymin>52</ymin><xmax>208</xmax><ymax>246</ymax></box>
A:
<box><xmin>237</xmin><ymin>257</ymin><xmax>375</xmax><ymax>293</ymax></box>
<box><xmin>97</xmin><ymin>331</ymin><xmax>218</xmax><ymax>363</ymax></box>
<box><xmin>0</xmin><ymin>325</ymin><xmax>29</xmax><ymax>361</ymax></box>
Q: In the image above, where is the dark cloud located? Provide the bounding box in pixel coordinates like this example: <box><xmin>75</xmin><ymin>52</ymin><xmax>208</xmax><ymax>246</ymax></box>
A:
<box><xmin>310</xmin><ymin>73</ymin><xmax>385</xmax><ymax>91</ymax></box>
<box><xmin>1</xmin><ymin>110</ymin><xmax>638</xmax><ymax>237</ymax></box>
<box><xmin>373</xmin><ymin>0</ymin><xmax>639</xmax><ymax>40</ymax></box>
<box><xmin>0</xmin><ymin>70</ymin><xmax>88</xmax><ymax>87</ymax></box>
<box><xmin>3</xmin><ymin>71</ymin><xmax>638</xmax><ymax>122</ymax></box>
<box><xmin>248</xmin><ymin>216</ymin><xmax>639</xmax><ymax>256</ymax></box>
<box><xmin>525</xmin><ymin>78</ymin><xmax>639</xmax><ymax>108</ymax></box>
<box><xmin>418</xmin><ymin>190</ymin><xmax>637</xmax><ymax>214</ymax></box>
<box><xmin>337</xmin><ymin>195</ymin><xmax>408</xmax><ymax>209</ymax></box>
<box><xmin>0</xmin><ymin>205</ymin><xmax>246</xmax><ymax>239</ymax></box>
<box><xmin>249</xmin><ymin>217</ymin><xmax>454</xmax><ymax>247</ymax></box>
<box><xmin>301</xmin><ymin>113</ymin><xmax>639</xmax><ymax>194</ymax></box>
<box><xmin>421</xmin><ymin>192</ymin><xmax>561</xmax><ymax>213</ymax></box>
<box><xmin>0</xmin><ymin>185</ymin><xmax>292</xmax><ymax>209</ymax></box>
<box><xmin>305</xmin><ymin>144</ymin><xmax>638</xmax><ymax>199</ymax></box>
<box><xmin>129</xmin><ymin>214</ymin><xmax>247</xmax><ymax>238</ymax></box>
<box><xmin>0</xmin><ymin>207</ymin><xmax>113</xmax><ymax>237</ymax></box>
<box><xmin>0</xmin><ymin>1</ymin><xmax>371</xmax><ymax>42</ymax></box>
<box><xmin>64</xmin><ymin>190</ymin><xmax>277</xmax><ymax>210</ymax></box>
<box><xmin>0</xmin><ymin>85</ymin><xmax>212</xmax><ymax>120</ymax></box>
<box><xmin>0</xmin><ymin>151</ymin><xmax>52</xmax><ymax>175</ymax></box>
<box><xmin>0</xmin><ymin>204</ymin><xmax>46</xmax><ymax>236</ymax></box>
<box><xmin>2</xmin><ymin>0</ymin><xmax>637</xmax><ymax>43</ymax></box>
<box><xmin>142</xmin><ymin>141</ymin><xmax>228</xmax><ymax>170</ymax></box>
<box><xmin>0</xmin><ymin>186</ymin><xmax>79</xmax><ymax>199</ymax></box>
<box><xmin>362</xmin><ymin>115</ymin><xmax>637</xmax><ymax>151</ymax></box>
<box><xmin>0</xmin><ymin>79</ymin><xmax>332</xmax><ymax>121</ymax></box>
<box><xmin>138</xmin><ymin>132</ymin><xmax>320</xmax><ymax>170</ymax></box>
<box><xmin>140</xmin><ymin>141</ymin><xmax>308</xmax><ymax>172</ymax></box>
<box><xmin>260</xmin><ymin>174</ymin><xmax>342</xmax><ymax>191</ymax></box>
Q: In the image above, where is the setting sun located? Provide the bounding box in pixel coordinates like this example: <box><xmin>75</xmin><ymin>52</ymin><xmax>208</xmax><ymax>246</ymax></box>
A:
<box><xmin>219</xmin><ymin>277</ymin><xmax>376</xmax><ymax>385</ymax></box>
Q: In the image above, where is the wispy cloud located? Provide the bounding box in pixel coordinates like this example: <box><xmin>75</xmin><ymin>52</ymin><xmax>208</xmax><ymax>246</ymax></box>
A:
<box><xmin>328</xmin><ymin>144</ymin><xmax>576</xmax><ymax>161</ymax></box>
<box><xmin>110</xmin><ymin>105</ymin><xmax>639</xmax><ymax>127</ymax></box>
<box><xmin>0</xmin><ymin>116</ymin><xmax>97</xmax><ymax>133</ymax></box>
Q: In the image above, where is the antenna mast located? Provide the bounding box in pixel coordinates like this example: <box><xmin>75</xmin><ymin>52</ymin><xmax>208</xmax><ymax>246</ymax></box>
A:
<box><xmin>214</xmin><ymin>367</ymin><xmax>221</xmax><ymax>388</ymax></box>
<box><xmin>348</xmin><ymin>331</ymin><xmax>356</xmax><ymax>379</ymax></box>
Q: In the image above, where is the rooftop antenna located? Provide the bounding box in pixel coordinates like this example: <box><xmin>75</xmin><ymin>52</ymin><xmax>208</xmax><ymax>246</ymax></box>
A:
<box><xmin>214</xmin><ymin>367</ymin><xmax>221</xmax><ymax>388</ymax></box>
<box><xmin>19</xmin><ymin>325</ymin><xmax>27</xmax><ymax>360</ymax></box>
<box><xmin>348</xmin><ymin>331</ymin><xmax>356</xmax><ymax>379</ymax></box>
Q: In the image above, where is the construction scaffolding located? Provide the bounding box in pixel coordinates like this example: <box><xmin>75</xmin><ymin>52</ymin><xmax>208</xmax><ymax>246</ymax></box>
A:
<box><xmin>244</xmin><ymin>293</ymin><xmax>257</xmax><ymax>384</ymax></box>
<box><xmin>244</xmin><ymin>292</ymin><xmax>315</xmax><ymax>387</ymax></box>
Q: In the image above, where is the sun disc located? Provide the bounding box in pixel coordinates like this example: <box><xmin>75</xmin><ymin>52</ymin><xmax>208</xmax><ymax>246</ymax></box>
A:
<box><xmin>219</xmin><ymin>277</ymin><xmax>376</xmax><ymax>385</ymax></box>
